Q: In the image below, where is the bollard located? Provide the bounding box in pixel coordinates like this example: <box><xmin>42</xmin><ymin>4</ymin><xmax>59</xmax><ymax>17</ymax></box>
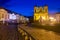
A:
<box><xmin>22</xmin><ymin>32</ymin><xmax>28</xmax><ymax>36</ymax></box>
<box><xmin>22</xmin><ymin>32</ymin><xmax>25</xmax><ymax>36</ymax></box>
<box><xmin>7</xmin><ymin>23</ymin><xmax>8</xmax><ymax>25</ymax></box>
<box><xmin>18</xmin><ymin>28</ymin><xmax>21</xmax><ymax>31</ymax></box>
<box><xmin>18</xmin><ymin>28</ymin><xmax>20</xmax><ymax>31</ymax></box>
<box><xmin>24</xmin><ymin>32</ymin><xmax>27</xmax><ymax>36</ymax></box>
<box><xmin>18</xmin><ymin>28</ymin><xmax>34</xmax><ymax>40</ymax></box>
<box><xmin>20</xmin><ymin>29</ymin><xmax>24</xmax><ymax>33</ymax></box>
<box><xmin>25</xmin><ymin>35</ymin><xmax>28</xmax><ymax>40</ymax></box>
<box><xmin>29</xmin><ymin>37</ymin><xmax>32</xmax><ymax>40</ymax></box>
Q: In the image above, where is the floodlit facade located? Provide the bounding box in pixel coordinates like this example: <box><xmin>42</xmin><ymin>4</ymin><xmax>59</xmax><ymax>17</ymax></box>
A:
<box><xmin>0</xmin><ymin>8</ymin><xmax>9</xmax><ymax>21</ymax></box>
<box><xmin>55</xmin><ymin>13</ymin><xmax>60</xmax><ymax>23</ymax></box>
<box><xmin>33</xmin><ymin>5</ymin><xmax>60</xmax><ymax>25</ymax></box>
<box><xmin>18</xmin><ymin>15</ymin><xmax>29</xmax><ymax>23</ymax></box>
<box><xmin>34</xmin><ymin>5</ymin><xmax>48</xmax><ymax>22</ymax></box>
<box><xmin>47</xmin><ymin>13</ymin><xmax>60</xmax><ymax>25</ymax></box>
<box><xmin>49</xmin><ymin>13</ymin><xmax>60</xmax><ymax>23</ymax></box>
<box><xmin>0</xmin><ymin>8</ymin><xmax>29</xmax><ymax>24</ymax></box>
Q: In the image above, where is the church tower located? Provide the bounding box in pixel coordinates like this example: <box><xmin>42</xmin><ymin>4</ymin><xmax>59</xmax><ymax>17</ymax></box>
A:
<box><xmin>34</xmin><ymin>6</ymin><xmax>40</xmax><ymax>21</ymax></box>
<box><xmin>43</xmin><ymin>5</ymin><xmax>48</xmax><ymax>13</ymax></box>
<box><xmin>43</xmin><ymin>5</ymin><xmax>48</xmax><ymax>20</ymax></box>
<box><xmin>39</xmin><ymin>7</ymin><xmax>43</xmax><ymax>13</ymax></box>
<box><xmin>34</xmin><ymin>6</ymin><xmax>43</xmax><ymax>21</ymax></box>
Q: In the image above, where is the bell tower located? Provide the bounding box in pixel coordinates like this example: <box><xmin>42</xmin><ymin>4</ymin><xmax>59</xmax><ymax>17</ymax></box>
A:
<box><xmin>43</xmin><ymin>5</ymin><xmax>48</xmax><ymax>13</ymax></box>
<box><xmin>43</xmin><ymin>5</ymin><xmax>49</xmax><ymax>21</ymax></box>
<box><xmin>34</xmin><ymin>6</ymin><xmax>40</xmax><ymax>21</ymax></box>
<box><xmin>34</xmin><ymin>6</ymin><xmax>37</xmax><ymax>13</ymax></box>
<box><xmin>39</xmin><ymin>7</ymin><xmax>43</xmax><ymax>13</ymax></box>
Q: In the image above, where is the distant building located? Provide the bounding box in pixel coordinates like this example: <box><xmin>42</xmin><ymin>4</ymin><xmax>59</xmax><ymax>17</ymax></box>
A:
<box><xmin>0</xmin><ymin>7</ymin><xmax>29</xmax><ymax>24</ymax></box>
<box><xmin>19</xmin><ymin>16</ymin><xmax>27</xmax><ymax>23</ymax></box>
<box><xmin>55</xmin><ymin>13</ymin><xmax>60</xmax><ymax>23</ymax></box>
<box><xmin>34</xmin><ymin>5</ymin><xmax>48</xmax><ymax>22</ymax></box>
<box><xmin>33</xmin><ymin>5</ymin><xmax>60</xmax><ymax>25</ymax></box>
<box><xmin>49</xmin><ymin>12</ymin><xmax>60</xmax><ymax>23</ymax></box>
<box><xmin>53</xmin><ymin>12</ymin><xmax>60</xmax><ymax>23</ymax></box>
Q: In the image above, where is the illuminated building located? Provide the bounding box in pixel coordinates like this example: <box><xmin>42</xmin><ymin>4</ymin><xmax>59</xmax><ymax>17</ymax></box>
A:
<box><xmin>19</xmin><ymin>16</ymin><xmax>26</xmax><ymax>23</ymax></box>
<box><xmin>9</xmin><ymin>13</ymin><xmax>17</xmax><ymax>20</ymax></box>
<box><xmin>54</xmin><ymin>12</ymin><xmax>60</xmax><ymax>23</ymax></box>
<box><xmin>48</xmin><ymin>12</ymin><xmax>60</xmax><ymax>25</ymax></box>
<box><xmin>0</xmin><ymin>8</ymin><xmax>9</xmax><ymax>21</ymax></box>
<box><xmin>34</xmin><ymin>5</ymin><xmax>48</xmax><ymax>22</ymax></box>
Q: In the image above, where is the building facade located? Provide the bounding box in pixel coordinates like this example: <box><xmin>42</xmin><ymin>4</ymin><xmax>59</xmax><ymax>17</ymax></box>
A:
<box><xmin>51</xmin><ymin>13</ymin><xmax>60</xmax><ymax>23</ymax></box>
<box><xmin>0</xmin><ymin>8</ymin><xmax>9</xmax><ymax>21</ymax></box>
<box><xmin>0</xmin><ymin>7</ymin><xmax>29</xmax><ymax>24</ymax></box>
<box><xmin>48</xmin><ymin>13</ymin><xmax>60</xmax><ymax>25</ymax></box>
<box><xmin>34</xmin><ymin>5</ymin><xmax>48</xmax><ymax>22</ymax></box>
<box><xmin>55</xmin><ymin>13</ymin><xmax>60</xmax><ymax>23</ymax></box>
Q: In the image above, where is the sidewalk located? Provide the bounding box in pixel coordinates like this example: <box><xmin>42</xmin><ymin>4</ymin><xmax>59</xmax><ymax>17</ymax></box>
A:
<box><xmin>18</xmin><ymin>25</ymin><xmax>60</xmax><ymax>40</ymax></box>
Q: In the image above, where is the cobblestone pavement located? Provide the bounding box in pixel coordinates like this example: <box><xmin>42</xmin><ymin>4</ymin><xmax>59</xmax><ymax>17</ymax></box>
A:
<box><xmin>0</xmin><ymin>24</ymin><xmax>21</xmax><ymax>40</ymax></box>
<box><xmin>18</xmin><ymin>25</ymin><xmax>60</xmax><ymax>40</ymax></box>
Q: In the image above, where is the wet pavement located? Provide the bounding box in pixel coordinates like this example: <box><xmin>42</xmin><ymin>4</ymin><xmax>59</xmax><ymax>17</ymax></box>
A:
<box><xmin>0</xmin><ymin>24</ymin><xmax>20</xmax><ymax>40</ymax></box>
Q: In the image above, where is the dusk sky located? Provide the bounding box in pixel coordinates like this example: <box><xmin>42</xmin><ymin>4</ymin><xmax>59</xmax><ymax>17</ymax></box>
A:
<box><xmin>0</xmin><ymin>0</ymin><xmax>60</xmax><ymax>16</ymax></box>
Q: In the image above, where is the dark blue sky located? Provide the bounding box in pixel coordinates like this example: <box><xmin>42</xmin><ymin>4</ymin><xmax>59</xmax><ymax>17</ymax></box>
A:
<box><xmin>0</xmin><ymin>0</ymin><xmax>60</xmax><ymax>16</ymax></box>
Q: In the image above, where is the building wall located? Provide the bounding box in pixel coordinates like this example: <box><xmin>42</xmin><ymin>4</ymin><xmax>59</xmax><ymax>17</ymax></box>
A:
<box><xmin>0</xmin><ymin>8</ymin><xmax>9</xmax><ymax>21</ymax></box>
<box><xmin>49</xmin><ymin>13</ymin><xmax>60</xmax><ymax>23</ymax></box>
<box><xmin>34</xmin><ymin>5</ymin><xmax>48</xmax><ymax>22</ymax></box>
<box><xmin>55</xmin><ymin>14</ymin><xmax>60</xmax><ymax>23</ymax></box>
